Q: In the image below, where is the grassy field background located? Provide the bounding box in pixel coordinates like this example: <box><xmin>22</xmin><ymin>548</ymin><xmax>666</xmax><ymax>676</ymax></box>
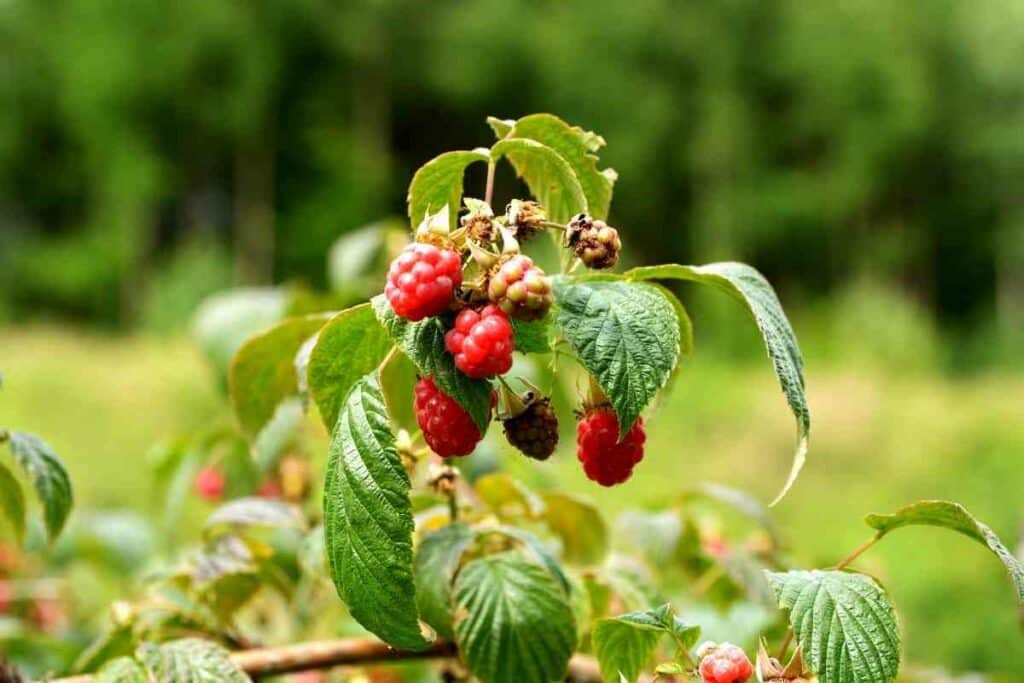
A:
<box><xmin>1</xmin><ymin>319</ymin><xmax>1022</xmax><ymax>676</ymax></box>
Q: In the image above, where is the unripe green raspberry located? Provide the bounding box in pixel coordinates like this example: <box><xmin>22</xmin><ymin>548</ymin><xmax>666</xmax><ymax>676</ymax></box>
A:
<box><xmin>566</xmin><ymin>213</ymin><xmax>622</xmax><ymax>270</ymax></box>
<box><xmin>487</xmin><ymin>254</ymin><xmax>553</xmax><ymax>321</ymax></box>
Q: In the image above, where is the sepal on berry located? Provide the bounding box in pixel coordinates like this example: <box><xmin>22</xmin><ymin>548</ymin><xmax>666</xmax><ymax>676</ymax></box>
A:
<box><xmin>461</xmin><ymin>198</ymin><xmax>496</xmax><ymax>242</ymax></box>
<box><xmin>506</xmin><ymin>199</ymin><xmax>546</xmax><ymax>242</ymax></box>
<box><xmin>756</xmin><ymin>640</ymin><xmax>816</xmax><ymax>683</ymax></box>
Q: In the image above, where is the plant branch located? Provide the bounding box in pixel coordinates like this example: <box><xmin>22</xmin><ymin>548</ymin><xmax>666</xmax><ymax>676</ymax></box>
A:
<box><xmin>484</xmin><ymin>161</ymin><xmax>496</xmax><ymax>206</ymax></box>
<box><xmin>50</xmin><ymin>637</ymin><xmax>606</xmax><ymax>682</ymax></box>
<box><xmin>834</xmin><ymin>534</ymin><xmax>880</xmax><ymax>571</ymax></box>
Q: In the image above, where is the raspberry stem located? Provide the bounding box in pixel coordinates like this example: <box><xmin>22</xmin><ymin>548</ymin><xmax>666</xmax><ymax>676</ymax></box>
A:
<box><xmin>833</xmin><ymin>534</ymin><xmax>880</xmax><ymax>570</ymax></box>
<box><xmin>484</xmin><ymin>160</ymin><xmax>496</xmax><ymax>205</ymax></box>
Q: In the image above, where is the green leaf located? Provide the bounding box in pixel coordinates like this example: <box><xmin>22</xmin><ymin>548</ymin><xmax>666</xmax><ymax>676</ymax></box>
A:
<box><xmin>767</xmin><ymin>570</ymin><xmax>901</xmax><ymax>683</ymax></box>
<box><xmin>229</xmin><ymin>313</ymin><xmax>332</xmax><ymax>437</ymax></box>
<box><xmin>486</xmin><ymin>116</ymin><xmax>515</xmax><ymax>139</ymax></box>
<box><xmin>74</xmin><ymin>622</ymin><xmax>136</xmax><ymax>674</ymax></box>
<box><xmin>192</xmin><ymin>287</ymin><xmax>287</xmax><ymax>378</ymax></box>
<box><xmin>7</xmin><ymin>431</ymin><xmax>72</xmax><ymax>541</ymax></box>
<box><xmin>592</xmin><ymin>605</ymin><xmax>697</xmax><ymax>683</ymax></box>
<box><xmin>681</xmin><ymin>482</ymin><xmax>780</xmax><ymax>546</ymax></box>
<box><xmin>626</xmin><ymin>263</ymin><xmax>809</xmax><ymax>505</ymax></box>
<box><xmin>553</xmin><ymin>279</ymin><xmax>680</xmax><ymax>436</ymax></box>
<box><xmin>136</xmin><ymin>638</ymin><xmax>251</xmax><ymax>682</ymax></box>
<box><xmin>204</xmin><ymin>497</ymin><xmax>306</xmax><ymax>539</ymax></box>
<box><xmin>372</xmin><ymin>294</ymin><xmax>492</xmax><ymax>432</ymax></box>
<box><xmin>502</xmin><ymin>114</ymin><xmax>617</xmax><ymax>220</ymax></box>
<box><xmin>415</xmin><ymin>522</ymin><xmax>475</xmax><ymax>639</ymax></box>
<box><xmin>94</xmin><ymin>656</ymin><xmax>148</xmax><ymax>683</ymax></box>
<box><xmin>542</xmin><ymin>491</ymin><xmax>608</xmax><ymax>565</ymax></box>
<box><xmin>0</xmin><ymin>460</ymin><xmax>26</xmax><ymax>544</ymax></box>
<box><xmin>865</xmin><ymin>500</ymin><xmax>1024</xmax><ymax>614</ymax></box>
<box><xmin>474</xmin><ymin>472</ymin><xmax>544</xmax><ymax>519</ymax></box>
<box><xmin>407</xmin><ymin>149</ymin><xmax>490</xmax><ymax>229</ymax></box>
<box><xmin>512</xmin><ymin>317</ymin><xmax>553</xmax><ymax>354</ymax></box>
<box><xmin>482</xmin><ymin>524</ymin><xmax>571</xmax><ymax>594</ymax></box>
<box><xmin>491</xmin><ymin>138</ymin><xmax>588</xmax><ymax>223</ymax></box>
<box><xmin>251</xmin><ymin>397</ymin><xmax>303</xmax><ymax>473</ymax></box>
<box><xmin>308</xmin><ymin>303</ymin><xmax>394</xmax><ymax>431</ymax></box>
<box><xmin>323</xmin><ymin>373</ymin><xmax>430</xmax><ymax>651</ymax></box>
<box><xmin>453</xmin><ymin>551</ymin><xmax>576</xmax><ymax>683</ymax></box>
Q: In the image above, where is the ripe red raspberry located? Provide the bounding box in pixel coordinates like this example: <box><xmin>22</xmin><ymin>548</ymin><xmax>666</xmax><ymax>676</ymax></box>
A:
<box><xmin>444</xmin><ymin>305</ymin><xmax>514</xmax><ymax>379</ymax></box>
<box><xmin>257</xmin><ymin>479</ymin><xmax>282</xmax><ymax>499</ymax></box>
<box><xmin>698</xmin><ymin>642</ymin><xmax>753</xmax><ymax>683</ymax></box>
<box><xmin>195</xmin><ymin>466</ymin><xmax>225</xmax><ymax>501</ymax></box>
<box><xmin>487</xmin><ymin>254</ymin><xmax>553</xmax><ymax>321</ymax></box>
<box><xmin>385</xmin><ymin>243</ymin><xmax>463</xmax><ymax>321</ymax></box>
<box><xmin>503</xmin><ymin>396</ymin><xmax>559</xmax><ymax>460</ymax></box>
<box><xmin>414</xmin><ymin>377</ymin><xmax>490</xmax><ymax>457</ymax></box>
<box><xmin>576</xmin><ymin>406</ymin><xmax>645</xmax><ymax>486</ymax></box>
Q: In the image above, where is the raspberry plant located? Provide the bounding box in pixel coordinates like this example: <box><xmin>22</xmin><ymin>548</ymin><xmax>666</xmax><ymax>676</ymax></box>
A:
<box><xmin>2</xmin><ymin>114</ymin><xmax>1023</xmax><ymax>682</ymax></box>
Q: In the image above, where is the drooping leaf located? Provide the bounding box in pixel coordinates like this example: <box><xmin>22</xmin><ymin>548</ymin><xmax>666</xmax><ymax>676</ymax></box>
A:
<box><xmin>307</xmin><ymin>303</ymin><xmax>393</xmax><ymax>431</ymax></box>
<box><xmin>491</xmin><ymin>138</ymin><xmax>588</xmax><ymax>223</ymax></box>
<box><xmin>407</xmin><ymin>149</ymin><xmax>490</xmax><ymax>229</ymax></box>
<box><xmin>766</xmin><ymin>570</ymin><xmax>901</xmax><ymax>683</ymax></box>
<box><xmin>414</xmin><ymin>522</ymin><xmax>475</xmax><ymax>639</ymax></box>
<box><xmin>251</xmin><ymin>397</ymin><xmax>304</xmax><ymax>473</ymax></box>
<box><xmin>453</xmin><ymin>551</ymin><xmax>576</xmax><ymax>683</ymax></box>
<box><xmin>593</xmin><ymin>604</ymin><xmax>700</xmax><ymax>683</ymax></box>
<box><xmin>553</xmin><ymin>279</ymin><xmax>680</xmax><ymax>437</ymax></box>
<box><xmin>501</xmin><ymin>114</ymin><xmax>617</xmax><ymax>220</ymax></box>
<box><xmin>94</xmin><ymin>656</ymin><xmax>148</xmax><ymax>683</ymax></box>
<box><xmin>481</xmin><ymin>524</ymin><xmax>571</xmax><ymax>594</ymax></box>
<box><xmin>0</xmin><ymin>459</ymin><xmax>26</xmax><ymax>544</ymax></box>
<box><xmin>542</xmin><ymin>491</ymin><xmax>608</xmax><ymax>565</ymax></box>
<box><xmin>229</xmin><ymin>313</ymin><xmax>332</xmax><ymax>437</ymax></box>
<box><xmin>372</xmin><ymin>294</ymin><xmax>492</xmax><ymax>432</ymax></box>
<box><xmin>204</xmin><ymin>497</ymin><xmax>306</xmax><ymax>539</ymax></box>
<box><xmin>626</xmin><ymin>263</ymin><xmax>809</xmax><ymax>505</ymax></box>
<box><xmin>865</xmin><ymin>500</ymin><xmax>1024</xmax><ymax>613</ymax></box>
<box><xmin>323</xmin><ymin>373</ymin><xmax>430</xmax><ymax>650</ymax></box>
<box><xmin>7</xmin><ymin>431</ymin><xmax>72</xmax><ymax>541</ymax></box>
<box><xmin>136</xmin><ymin>638</ymin><xmax>251</xmax><ymax>682</ymax></box>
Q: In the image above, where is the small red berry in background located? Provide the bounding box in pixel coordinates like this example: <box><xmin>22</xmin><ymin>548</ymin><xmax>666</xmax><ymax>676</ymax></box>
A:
<box><xmin>576</xmin><ymin>406</ymin><xmax>645</xmax><ymax>486</ymax></box>
<box><xmin>698</xmin><ymin>642</ymin><xmax>753</xmax><ymax>683</ymax></box>
<box><xmin>195</xmin><ymin>466</ymin><xmax>225</xmax><ymax>501</ymax></box>
<box><xmin>385</xmin><ymin>243</ymin><xmax>462</xmax><ymax>321</ymax></box>
<box><xmin>414</xmin><ymin>377</ymin><xmax>489</xmax><ymax>457</ymax></box>
<box><xmin>257</xmin><ymin>479</ymin><xmax>282</xmax><ymax>499</ymax></box>
<box><xmin>444</xmin><ymin>305</ymin><xmax>514</xmax><ymax>379</ymax></box>
<box><xmin>0</xmin><ymin>581</ymin><xmax>11</xmax><ymax>613</ymax></box>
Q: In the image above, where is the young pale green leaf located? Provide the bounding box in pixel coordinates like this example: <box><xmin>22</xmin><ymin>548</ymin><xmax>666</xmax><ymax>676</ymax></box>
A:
<box><xmin>407</xmin><ymin>149</ymin><xmax>490</xmax><ymax>229</ymax></box>
<box><xmin>307</xmin><ymin>303</ymin><xmax>394</xmax><ymax>431</ymax></box>
<box><xmin>7</xmin><ymin>431</ymin><xmax>72</xmax><ymax>542</ymax></box>
<box><xmin>136</xmin><ymin>638</ymin><xmax>251</xmax><ymax>682</ymax></box>
<box><xmin>453</xmin><ymin>551</ymin><xmax>576</xmax><ymax>683</ymax></box>
<box><xmin>511</xmin><ymin>317</ymin><xmax>553</xmax><ymax>354</ymax></box>
<box><xmin>94</xmin><ymin>656</ymin><xmax>149</xmax><ymax>683</ymax></box>
<box><xmin>626</xmin><ymin>263</ymin><xmax>809</xmax><ymax>505</ymax></box>
<box><xmin>491</xmin><ymin>138</ymin><xmax>588</xmax><ymax>223</ymax></box>
<box><xmin>500</xmin><ymin>114</ymin><xmax>617</xmax><ymax>220</ymax></box>
<box><xmin>593</xmin><ymin>604</ymin><xmax>698</xmax><ymax>683</ymax></box>
<box><xmin>414</xmin><ymin>522</ymin><xmax>475</xmax><ymax>639</ymax></box>
<box><xmin>0</xmin><ymin>460</ymin><xmax>26</xmax><ymax>544</ymax></box>
<box><xmin>229</xmin><ymin>313</ymin><xmax>332</xmax><ymax>437</ymax></box>
<box><xmin>553</xmin><ymin>279</ymin><xmax>680</xmax><ymax>437</ymax></box>
<box><xmin>767</xmin><ymin>570</ymin><xmax>900</xmax><ymax>683</ymax></box>
<box><xmin>203</xmin><ymin>497</ymin><xmax>306</xmax><ymax>539</ymax></box>
<box><xmin>542</xmin><ymin>491</ymin><xmax>609</xmax><ymax>565</ymax></box>
<box><xmin>865</xmin><ymin>500</ymin><xmax>1024</xmax><ymax>612</ymax></box>
<box><xmin>372</xmin><ymin>294</ymin><xmax>492</xmax><ymax>432</ymax></box>
<box><xmin>324</xmin><ymin>372</ymin><xmax>430</xmax><ymax>651</ymax></box>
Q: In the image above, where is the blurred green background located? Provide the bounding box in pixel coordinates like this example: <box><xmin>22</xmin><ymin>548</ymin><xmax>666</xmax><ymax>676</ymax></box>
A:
<box><xmin>1</xmin><ymin>0</ymin><xmax>1023</xmax><ymax>678</ymax></box>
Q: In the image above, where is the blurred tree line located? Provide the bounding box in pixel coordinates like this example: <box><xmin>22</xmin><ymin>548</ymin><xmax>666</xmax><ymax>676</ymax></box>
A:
<box><xmin>1</xmin><ymin>0</ymin><xmax>1021</xmax><ymax>349</ymax></box>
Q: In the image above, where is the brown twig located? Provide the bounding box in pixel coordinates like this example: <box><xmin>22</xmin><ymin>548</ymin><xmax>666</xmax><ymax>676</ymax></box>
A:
<box><xmin>50</xmin><ymin>638</ymin><xmax>606</xmax><ymax>682</ymax></box>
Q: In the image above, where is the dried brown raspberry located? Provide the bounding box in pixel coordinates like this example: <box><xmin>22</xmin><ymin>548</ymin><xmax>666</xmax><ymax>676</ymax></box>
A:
<box><xmin>505</xmin><ymin>200</ymin><xmax>546</xmax><ymax>242</ymax></box>
<box><xmin>566</xmin><ymin>213</ymin><xmax>622</xmax><ymax>270</ymax></box>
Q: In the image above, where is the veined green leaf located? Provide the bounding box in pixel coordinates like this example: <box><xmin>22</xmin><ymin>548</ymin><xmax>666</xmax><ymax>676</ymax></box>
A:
<box><xmin>511</xmin><ymin>317</ymin><xmax>553</xmax><ymax>354</ymax></box>
<box><xmin>372</xmin><ymin>294</ymin><xmax>492</xmax><ymax>432</ymax></box>
<box><xmin>94</xmin><ymin>656</ymin><xmax>149</xmax><ymax>683</ymax></box>
<box><xmin>323</xmin><ymin>373</ymin><xmax>430</xmax><ymax>650</ymax></box>
<box><xmin>593</xmin><ymin>604</ymin><xmax>699</xmax><ymax>683</ymax></box>
<box><xmin>229</xmin><ymin>313</ymin><xmax>332</xmax><ymax>437</ymax></box>
<box><xmin>307</xmin><ymin>303</ymin><xmax>393</xmax><ymax>431</ymax></box>
<box><xmin>136</xmin><ymin>638</ymin><xmax>251</xmax><ymax>682</ymax></box>
<box><xmin>0</xmin><ymin>460</ymin><xmax>26</xmax><ymax>544</ymax></box>
<box><xmin>865</xmin><ymin>500</ymin><xmax>1024</xmax><ymax>614</ymax></box>
<box><xmin>492</xmin><ymin>138</ymin><xmax>588</xmax><ymax>223</ymax></box>
<box><xmin>501</xmin><ymin>113</ymin><xmax>617</xmax><ymax>220</ymax></box>
<box><xmin>7</xmin><ymin>431</ymin><xmax>72</xmax><ymax>541</ymax></box>
<box><xmin>553</xmin><ymin>279</ymin><xmax>680</xmax><ymax>437</ymax></box>
<box><xmin>626</xmin><ymin>262</ymin><xmax>808</xmax><ymax>505</ymax></box>
<box><xmin>407</xmin><ymin>149</ymin><xmax>490</xmax><ymax>229</ymax></box>
<box><xmin>481</xmin><ymin>524</ymin><xmax>571</xmax><ymax>594</ymax></box>
<box><xmin>414</xmin><ymin>522</ymin><xmax>475</xmax><ymax>639</ymax></box>
<box><xmin>453</xmin><ymin>551</ymin><xmax>575</xmax><ymax>683</ymax></box>
<box><xmin>767</xmin><ymin>570</ymin><xmax>900</xmax><ymax>683</ymax></box>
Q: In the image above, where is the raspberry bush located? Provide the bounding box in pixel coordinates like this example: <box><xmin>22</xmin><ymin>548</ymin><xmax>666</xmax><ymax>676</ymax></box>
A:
<box><xmin>2</xmin><ymin>114</ymin><xmax>1022</xmax><ymax>682</ymax></box>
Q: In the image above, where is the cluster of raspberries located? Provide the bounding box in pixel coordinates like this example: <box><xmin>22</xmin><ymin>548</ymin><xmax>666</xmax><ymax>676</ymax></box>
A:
<box><xmin>386</xmin><ymin>204</ymin><xmax>641</xmax><ymax>486</ymax></box>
